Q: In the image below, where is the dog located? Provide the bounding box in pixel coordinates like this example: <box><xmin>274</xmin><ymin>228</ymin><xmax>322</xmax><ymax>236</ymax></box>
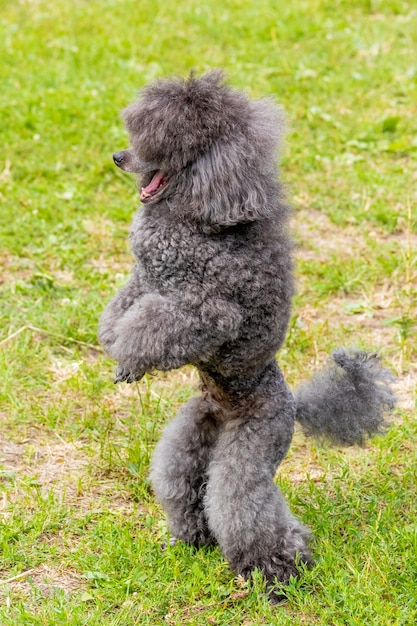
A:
<box><xmin>99</xmin><ymin>71</ymin><xmax>396</xmax><ymax>600</ymax></box>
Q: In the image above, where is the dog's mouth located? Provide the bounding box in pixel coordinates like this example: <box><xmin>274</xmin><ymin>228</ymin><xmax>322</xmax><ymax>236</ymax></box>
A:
<box><xmin>140</xmin><ymin>170</ymin><xmax>169</xmax><ymax>203</ymax></box>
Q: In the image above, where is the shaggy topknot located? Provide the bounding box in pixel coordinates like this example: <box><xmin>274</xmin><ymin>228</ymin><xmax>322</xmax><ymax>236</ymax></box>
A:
<box><xmin>122</xmin><ymin>70</ymin><xmax>287</xmax><ymax>227</ymax></box>
<box><xmin>99</xmin><ymin>71</ymin><xmax>396</xmax><ymax>601</ymax></box>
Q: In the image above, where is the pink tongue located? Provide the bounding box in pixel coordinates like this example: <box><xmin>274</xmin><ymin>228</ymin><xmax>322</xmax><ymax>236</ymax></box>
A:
<box><xmin>142</xmin><ymin>171</ymin><xmax>164</xmax><ymax>194</ymax></box>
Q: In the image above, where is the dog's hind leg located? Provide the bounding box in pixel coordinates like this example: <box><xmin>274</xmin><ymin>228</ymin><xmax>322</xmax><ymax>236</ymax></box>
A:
<box><xmin>149</xmin><ymin>395</ymin><xmax>218</xmax><ymax>547</ymax></box>
<box><xmin>204</xmin><ymin>367</ymin><xmax>312</xmax><ymax>600</ymax></box>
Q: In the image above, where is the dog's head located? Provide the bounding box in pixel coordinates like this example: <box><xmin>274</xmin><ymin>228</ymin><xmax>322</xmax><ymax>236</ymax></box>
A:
<box><xmin>114</xmin><ymin>71</ymin><xmax>286</xmax><ymax>227</ymax></box>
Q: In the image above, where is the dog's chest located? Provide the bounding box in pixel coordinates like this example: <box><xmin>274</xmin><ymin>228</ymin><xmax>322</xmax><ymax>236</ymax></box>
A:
<box><xmin>130</xmin><ymin>211</ymin><xmax>212</xmax><ymax>289</ymax></box>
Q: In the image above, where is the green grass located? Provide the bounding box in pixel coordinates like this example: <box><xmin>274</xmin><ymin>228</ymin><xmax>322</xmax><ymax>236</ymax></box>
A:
<box><xmin>1</xmin><ymin>0</ymin><xmax>416</xmax><ymax>623</ymax></box>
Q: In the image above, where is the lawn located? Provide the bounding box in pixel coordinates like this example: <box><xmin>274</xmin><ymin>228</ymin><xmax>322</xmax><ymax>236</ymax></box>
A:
<box><xmin>0</xmin><ymin>0</ymin><xmax>416</xmax><ymax>624</ymax></box>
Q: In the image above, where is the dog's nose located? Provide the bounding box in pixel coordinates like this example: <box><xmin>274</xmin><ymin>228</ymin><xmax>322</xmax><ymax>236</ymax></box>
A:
<box><xmin>113</xmin><ymin>152</ymin><xmax>125</xmax><ymax>167</ymax></box>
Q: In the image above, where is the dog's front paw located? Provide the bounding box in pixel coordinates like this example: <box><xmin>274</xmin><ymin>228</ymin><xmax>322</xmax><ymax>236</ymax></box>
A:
<box><xmin>114</xmin><ymin>364</ymin><xmax>145</xmax><ymax>384</ymax></box>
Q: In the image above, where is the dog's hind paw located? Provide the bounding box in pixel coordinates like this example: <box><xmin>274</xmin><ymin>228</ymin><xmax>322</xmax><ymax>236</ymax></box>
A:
<box><xmin>160</xmin><ymin>537</ymin><xmax>178</xmax><ymax>550</ymax></box>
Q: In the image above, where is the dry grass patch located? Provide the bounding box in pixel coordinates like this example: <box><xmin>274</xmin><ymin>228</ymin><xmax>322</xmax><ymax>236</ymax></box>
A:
<box><xmin>0</xmin><ymin>433</ymin><xmax>89</xmax><ymax>497</ymax></box>
<box><xmin>0</xmin><ymin>252</ymin><xmax>35</xmax><ymax>287</ymax></box>
<box><xmin>0</xmin><ymin>564</ymin><xmax>85</xmax><ymax>600</ymax></box>
<box><xmin>294</xmin><ymin>208</ymin><xmax>369</xmax><ymax>262</ymax></box>
<box><xmin>280</xmin><ymin>430</ymin><xmax>326</xmax><ymax>485</ymax></box>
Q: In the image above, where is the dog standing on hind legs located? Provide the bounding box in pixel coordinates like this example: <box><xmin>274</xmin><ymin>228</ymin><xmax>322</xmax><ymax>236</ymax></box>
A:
<box><xmin>99</xmin><ymin>71</ymin><xmax>396</xmax><ymax>601</ymax></box>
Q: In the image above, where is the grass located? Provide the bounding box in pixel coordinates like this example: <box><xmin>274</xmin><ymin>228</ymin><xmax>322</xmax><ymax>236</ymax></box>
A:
<box><xmin>0</xmin><ymin>0</ymin><xmax>416</xmax><ymax>623</ymax></box>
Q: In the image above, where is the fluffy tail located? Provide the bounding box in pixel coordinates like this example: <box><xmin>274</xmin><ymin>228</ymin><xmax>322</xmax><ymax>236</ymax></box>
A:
<box><xmin>294</xmin><ymin>349</ymin><xmax>396</xmax><ymax>446</ymax></box>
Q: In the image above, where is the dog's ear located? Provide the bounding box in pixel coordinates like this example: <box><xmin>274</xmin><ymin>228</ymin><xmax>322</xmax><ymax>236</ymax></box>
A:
<box><xmin>188</xmin><ymin>98</ymin><xmax>287</xmax><ymax>228</ymax></box>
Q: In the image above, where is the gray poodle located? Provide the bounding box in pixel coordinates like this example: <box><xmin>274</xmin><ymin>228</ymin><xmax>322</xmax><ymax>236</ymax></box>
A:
<box><xmin>99</xmin><ymin>71</ymin><xmax>396</xmax><ymax>600</ymax></box>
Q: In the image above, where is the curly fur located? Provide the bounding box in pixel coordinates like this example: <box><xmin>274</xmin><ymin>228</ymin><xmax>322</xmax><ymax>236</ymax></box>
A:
<box><xmin>99</xmin><ymin>71</ymin><xmax>396</xmax><ymax>601</ymax></box>
<box><xmin>295</xmin><ymin>349</ymin><xmax>396</xmax><ymax>446</ymax></box>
